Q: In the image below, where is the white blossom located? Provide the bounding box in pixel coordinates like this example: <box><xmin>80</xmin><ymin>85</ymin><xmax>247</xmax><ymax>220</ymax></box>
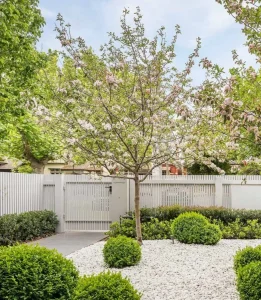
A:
<box><xmin>56</xmin><ymin>111</ymin><xmax>63</xmax><ymax>118</ymax></box>
<box><xmin>104</xmin><ymin>123</ymin><xmax>112</xmax><ymax>130</ymax></box>
<box><xmin>66</xmin><ymin>138</ymin><xmax>77</xmax><ymax>145</ymax></box>
<box><xmin>78</xmin><ymin>120</ymin><xmax>95</xmax><ymax>131</ymax></box>
<box><xmin>94</xmin><ymin>80</ymin><xmax>103</xmax><ymax>87</ymax></box>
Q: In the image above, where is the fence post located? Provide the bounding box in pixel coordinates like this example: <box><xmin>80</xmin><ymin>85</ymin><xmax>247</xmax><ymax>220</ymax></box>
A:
<box><xmin>54</xmin><ymin>175</ymin><xmax>65</xmax><ymax>233</ymax></box>
<box><xmin>110</xmin><ymin>178</ymin><xmax>128</xmax><ymax>223</ymax></box>
<box><xmin>215</xmin><ymin>177</ymin><xmax>223</xmax><ymax>207</ymax></box>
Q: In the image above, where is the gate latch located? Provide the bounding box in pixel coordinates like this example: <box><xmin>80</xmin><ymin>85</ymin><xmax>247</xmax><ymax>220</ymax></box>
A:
<box><xmin>105</xmin><ymin>186</ymin><xmax>112</xmax><ymax>194</ymax></box>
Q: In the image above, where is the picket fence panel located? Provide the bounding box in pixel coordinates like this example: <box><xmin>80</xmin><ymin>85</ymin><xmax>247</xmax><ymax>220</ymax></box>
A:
<box><xmin>1</xmin><ymin>173</ymin><xmax>261</xmax><ymax>231</ymax></box>
<box><xmin>0</xmin><ymin>173</ymin><xmax>43</xmax><ymax>215</ymax></box>
<box><xmin>64</xmin><ymin>175</ymin><xmax>112</xmax><ymax>231</ymax></box>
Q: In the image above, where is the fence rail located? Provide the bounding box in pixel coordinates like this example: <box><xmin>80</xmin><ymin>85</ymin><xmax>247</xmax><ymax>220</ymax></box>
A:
<box><xmin>1</xmin><ymin>173</ymin><xmax>261</xmax><ymax>232</ymax></box>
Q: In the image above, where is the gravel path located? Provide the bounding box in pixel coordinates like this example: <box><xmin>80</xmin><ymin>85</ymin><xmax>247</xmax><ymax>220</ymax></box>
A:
<box><xmin>68</xmin><ymin>239</ymin><xmax>261</xmax><ymax>300</ymax></box>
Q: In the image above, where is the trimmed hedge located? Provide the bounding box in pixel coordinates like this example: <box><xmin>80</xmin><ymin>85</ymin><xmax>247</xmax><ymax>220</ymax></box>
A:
<box><xmin>237</xmin><ymin>261</ymin><xmax>261</xmax><ymax>300</ymax></box>
<box><xmin>234</xmin><ymin>246</ymin><xmax>261</xmax><ymax>273</ymax></box>
<box><xmin>103</xmin><ymin>236</ymin><xmax>141</xmax><ymax>268</ymax></box>
<box><xmin>0</xmin><ymin>210</ymin><xmax>59</xmax><ymax>245</ymax></box>
<box><xmin>128</xmin><ymin>205</ymin><xmax>261</xmax><ymax>225</ymax></box>
<box><xmin>73</xmin><ymin>272</ymin><xmax>141</xmax><ymax>300</ymax></box>
<box><xmin>107</xmin><ymin>217</ymin><xmax>261</xmax><ymax>240</ymax></box>
<box><xmin>214</xmin><ymin>219</ymin><xmax>261</xmax><ymax>239</ymax></box>
<box><xmin>171</xmin><ymin>212</ymin><xmax>222</xmax><ymax>245</ymax></box>
<box><xmin>0</xmin><ymin>244</ymin><xmax>79</xmax><ymax>299</ymax></box>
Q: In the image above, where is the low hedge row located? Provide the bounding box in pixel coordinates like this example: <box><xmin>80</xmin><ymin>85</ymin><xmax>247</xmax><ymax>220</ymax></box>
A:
<box><xmin>127</xmin><ymin>205</ymin><xmax>261</xmax><ymax>225</ymax></box>
<box><xmin>0</xmin><ymin>210</ymin><xmax>59</xmax><ymax>246</ymax></box>
<box><xmin>107</xmin><ymin>217</ymin><xmax>261</xmax><ymax>240</ymax></box>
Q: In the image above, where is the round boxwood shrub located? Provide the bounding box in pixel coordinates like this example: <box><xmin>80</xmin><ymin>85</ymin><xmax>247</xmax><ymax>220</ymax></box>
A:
<box><xmin>201</xmin><ymin>224</ymin><xmax>222</xmax><ymax>245</ymax></box>
<box><xmin>103</xmin><ymin>235</ymin><xmax>141</xmax><ymax>268</ymax></box>
<box><xmin>73</xmin><ymin>271</ymin><xmax>141</xmax><ymax>300</ymax></box>
<box><xmin>237</xmin><ymin>261</ymin><xmax>261</xmax><ymax>300</ymax></box>
<box><xmin>171</xmin><ymin>212</ymin><xmax>221</xmax><ymax>245</ymax></box>
<box><xmin>234</xmin><ymin>245</ymin><xmax>261</xmax><ymax>273</ymax></box>
<box><xmin>0</xmin><ymin>244</ymin><xmax>79</xmax><ymax>299</ymax></box>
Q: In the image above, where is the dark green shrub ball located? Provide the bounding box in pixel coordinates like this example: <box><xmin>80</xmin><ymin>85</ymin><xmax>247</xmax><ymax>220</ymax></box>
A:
<box><xmin>0</xmin><ymin>244</ymin><xmax>79</xmax><ymax>299</ymax></box>
<box><xmin>103</xmin><ymin>235</ymin><xmax>141</xmax><ymax>268</ymax></box>
<box><xmin>234</xmin><ymin>245</ymin><xmax>261</xmax><ymax>273</ymax></box>
<box><xmin>73</xmin><ymin>271</ymin><xmax>141</xmax><ymax>300</ymax></box>
<box><xmin>237</xmin><ymin>261</ymin><xmax>261</xmax><ymax>300</ymax></box>
<box><xmin>171</xmin><ymin>212</ymin><xmax>221</xmax><ymax>245</ymax></box>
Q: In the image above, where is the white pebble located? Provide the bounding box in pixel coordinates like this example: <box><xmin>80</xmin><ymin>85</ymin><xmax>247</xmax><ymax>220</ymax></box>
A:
<box><xmin>67</xmin><ymin>239</ymin><xmax>261</xmax><ymax>300</ymax></box>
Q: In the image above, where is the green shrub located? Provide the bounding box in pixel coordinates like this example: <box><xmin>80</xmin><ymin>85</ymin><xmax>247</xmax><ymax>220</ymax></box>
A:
<box><xmin>234</xmin><ymin>246</ymin><xmax>261</xmax><ymax>273</ymax></box>
<box><xmin>171</xmin><ymin>212</ymin><xmax>221</xmax><ymax>245</ymax></box>
<box><xmin>0</xmin><ymin>213</ymin><xmax>19</xmax><ymax>245</ymax></box>
<box><xmin>103</xmin><ymin>236</ymin><xmax>141</xmax><ymax>268</ymax></box>
<box><xmin>132</xmin><ymin>205</ymin><xmax>261</xmax><ymax>225</ymax></box>
<box><xmin>106</xmin><ymin>218</ymin><xmax>172</xmax><ymax>240</ymax></box>
<box><xmin>0</xmin><ymin>244</ymin><xmax>79</xmax><ymax>299</ymax></box>
<box><xmin>106</xmin><ymin>219</ymin><xmax>136</xmax><ymax>238</ymax></box>
<box><xmin>201</xmin><ymin>224</ymin><xmax>222</xmax><ymax>245</ymax></box>
<box><xmin>171</xmin><ymin>212</ymin><xmax>208</xmax><ymax>244</ymax></box>
<box><xmin>142</xmin><ymin>218</ymin><xmax>171</xmax><ymax>240</ymax></box>
<box><xmin>214</xmin><ymin>219</ymin><xmax>261</xmax><ymax>239</ymax></box>
<box><xmin>73</xmin><ymin>272</ymin><xmax>141</xmax><ymax>300</ymax></box>
<box><xmin>0</xmin><ymin>210</ymin><xmax>59</xmax><ymax>246</ymax></box>
<box><xmin>107</xmin><ymin>216</ymin><xmax>261</xmax><ymax>241</ymax></box>
<box><xmin>237</xmin><ymin>261</ymin><xmax>261</xmax><ymax>300</ymax></box>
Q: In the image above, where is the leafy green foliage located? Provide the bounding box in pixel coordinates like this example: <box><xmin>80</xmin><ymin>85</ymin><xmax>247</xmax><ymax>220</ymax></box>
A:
<box><xmin>106</xmin><ymin>219</ymin><xmax>136</xmax><ymax>238</ymax></box>
<box><xmin>238</xmin><ymin>162</ymin><xmax>261</xmax><ymax>175</ymax></box>
<box><xmin>171</xmin><ymin>212</ymin><xmax>221</xmax><ymax>245</ymax></box>
<box><xmin>0</xmin><ymin>210</ymin><xmax>58</xmax><ymax>245</ymax></box>
<box><xmin>234</xmin><ymin>246</ymin><xmax>261</xmax><ymax>273</ymax></box>
<box><xmin>106</xmin><ymin>218</ymin><xmax>171</xmax><ymax>240</ymax></box>
<box><xmin>188</xmin><ymin>159</ymin><xmax>233</xmax><ymax>175</ymax></box>
<box><xmin>237</xmin><ymin>261</ymin><xmax>261</xmax><ymax>300</ymax></box>
<box><xmin>0</xmin><ymin>1</ymin><xmax>63</xmax><ymax>173</ymax></box>
<box><xmin>107</xmin><ymin>215</ymin><xmax>261</xmax><ymax>240</ymax></box>
<box><xmin>73</xmin><ymin>271</ymin><xmax>141</xmax><ymax>300</ymax></box>
<box><xmin>0</xmin><ymin>0</ymin><xmax>45</xmax><ymax>138</ymax></box>
<box><xmin>132</xmin><ymin>205</ymin><xmax>261</xmax><ymax>225</ymax></box>
<box><xmin>200</xmin><ymin>224</ymin><xmax>222</xmax><ymax>245</ymax></box>
<box><xmin>103</xmin><ymin>236</ymin><xmax>141</xmax><ymax>268</ymax></box>
<box><xmin>15</xmin><ymin>164</ymin><xmax>33</xmax><ymax>173</ymax></box>
<box><xmin>214</xmin><ymin>219</ymin><xmax>261</xmax><ymax>239</ymax></box>
<box><xmin>0</xmin><ymin>244</ymin><xmax>79</xmax><ymax>299</ymax></box>
<box><xmin>142</xmin><ymin>218</ymin><xmax>171</xmax><ymax>240</ymax></box>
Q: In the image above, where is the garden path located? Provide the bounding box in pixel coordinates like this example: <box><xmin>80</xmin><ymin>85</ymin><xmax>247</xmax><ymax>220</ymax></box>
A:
<box><xmin>29</xmin><ymin>232</ymin><xmax>105</xmax><ymax>255</ymax></box>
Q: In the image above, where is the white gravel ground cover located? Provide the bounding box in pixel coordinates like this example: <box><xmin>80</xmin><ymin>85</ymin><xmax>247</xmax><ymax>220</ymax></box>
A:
<box><xmin>68</xmin><ymin>239</ymin><xmax>261</xmax><ymax>300</ymax></box>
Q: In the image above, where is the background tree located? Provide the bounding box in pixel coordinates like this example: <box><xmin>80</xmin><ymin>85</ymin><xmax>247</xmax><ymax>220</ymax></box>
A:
<box><xmin>216</xmin><ymin>0</ymin><xmax>261</xmax><ymax>58</ymax></box>
<box><xmin>0</xmin><ymin>0</ymin><xmax>61</xmax><ymax>172</ymax></box>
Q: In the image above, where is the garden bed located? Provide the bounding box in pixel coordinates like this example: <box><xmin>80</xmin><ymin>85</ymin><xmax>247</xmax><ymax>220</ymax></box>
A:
<box><xmin>68</xmin><ymin>239</ymin><xmax>261</xmax><ymax>300</ymax></box>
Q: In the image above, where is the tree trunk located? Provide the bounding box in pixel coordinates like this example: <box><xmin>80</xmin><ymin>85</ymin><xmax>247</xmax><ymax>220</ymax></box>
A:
<box><xmin>23</xmin><ymin>140</ymin><xmax>48</xmax><ymax>174</ymax></box>
<box><xmin>134</xmin><ymin>175</ymin><xmax>142</xmax><ymax>244</ymax></box>
<box><xmin>30</xmin><ymin>160</ymin><xmax>45</xmax><ymax>174</ymax></box>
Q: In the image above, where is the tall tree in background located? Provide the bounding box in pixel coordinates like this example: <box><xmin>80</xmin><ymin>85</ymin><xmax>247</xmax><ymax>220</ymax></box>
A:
<box><xmin>0</xmin><ymin>0</ymin><xmax>64</xmax><ymax>173</ymax></box>
<box><xmin>196</xmin><ymin>1</ymin><xmax>261</xmax><ymax>162</ymax></box>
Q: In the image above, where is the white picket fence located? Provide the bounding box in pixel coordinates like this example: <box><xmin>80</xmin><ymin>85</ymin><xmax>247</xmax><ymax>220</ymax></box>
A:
<box><xmin>0</xmin><ymin>173</ymin><xmax>261</xmax><ymax>232</ymax></box>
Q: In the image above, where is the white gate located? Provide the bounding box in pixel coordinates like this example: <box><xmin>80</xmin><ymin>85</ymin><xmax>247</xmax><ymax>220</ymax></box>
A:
<box><xmin>64</xmin><ymin>176</ymin><xmax>112</xmax><ymax>231</ymax></box>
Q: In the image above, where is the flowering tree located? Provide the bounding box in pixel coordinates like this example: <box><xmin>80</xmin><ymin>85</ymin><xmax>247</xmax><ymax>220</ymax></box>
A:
<box><xmin>194</xmin><ymin>4</ymin><xmax>261</xmax><ymax>160</ymax></box>
<box><xmin>216</xmin><ymin>0</ymin><xmax>261</xmax><ymax>58</ymax></box>
<box><xmin>35</xmin><ymin>8</ymin><xmax>232</xmax><ymax>242</ymax></box>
